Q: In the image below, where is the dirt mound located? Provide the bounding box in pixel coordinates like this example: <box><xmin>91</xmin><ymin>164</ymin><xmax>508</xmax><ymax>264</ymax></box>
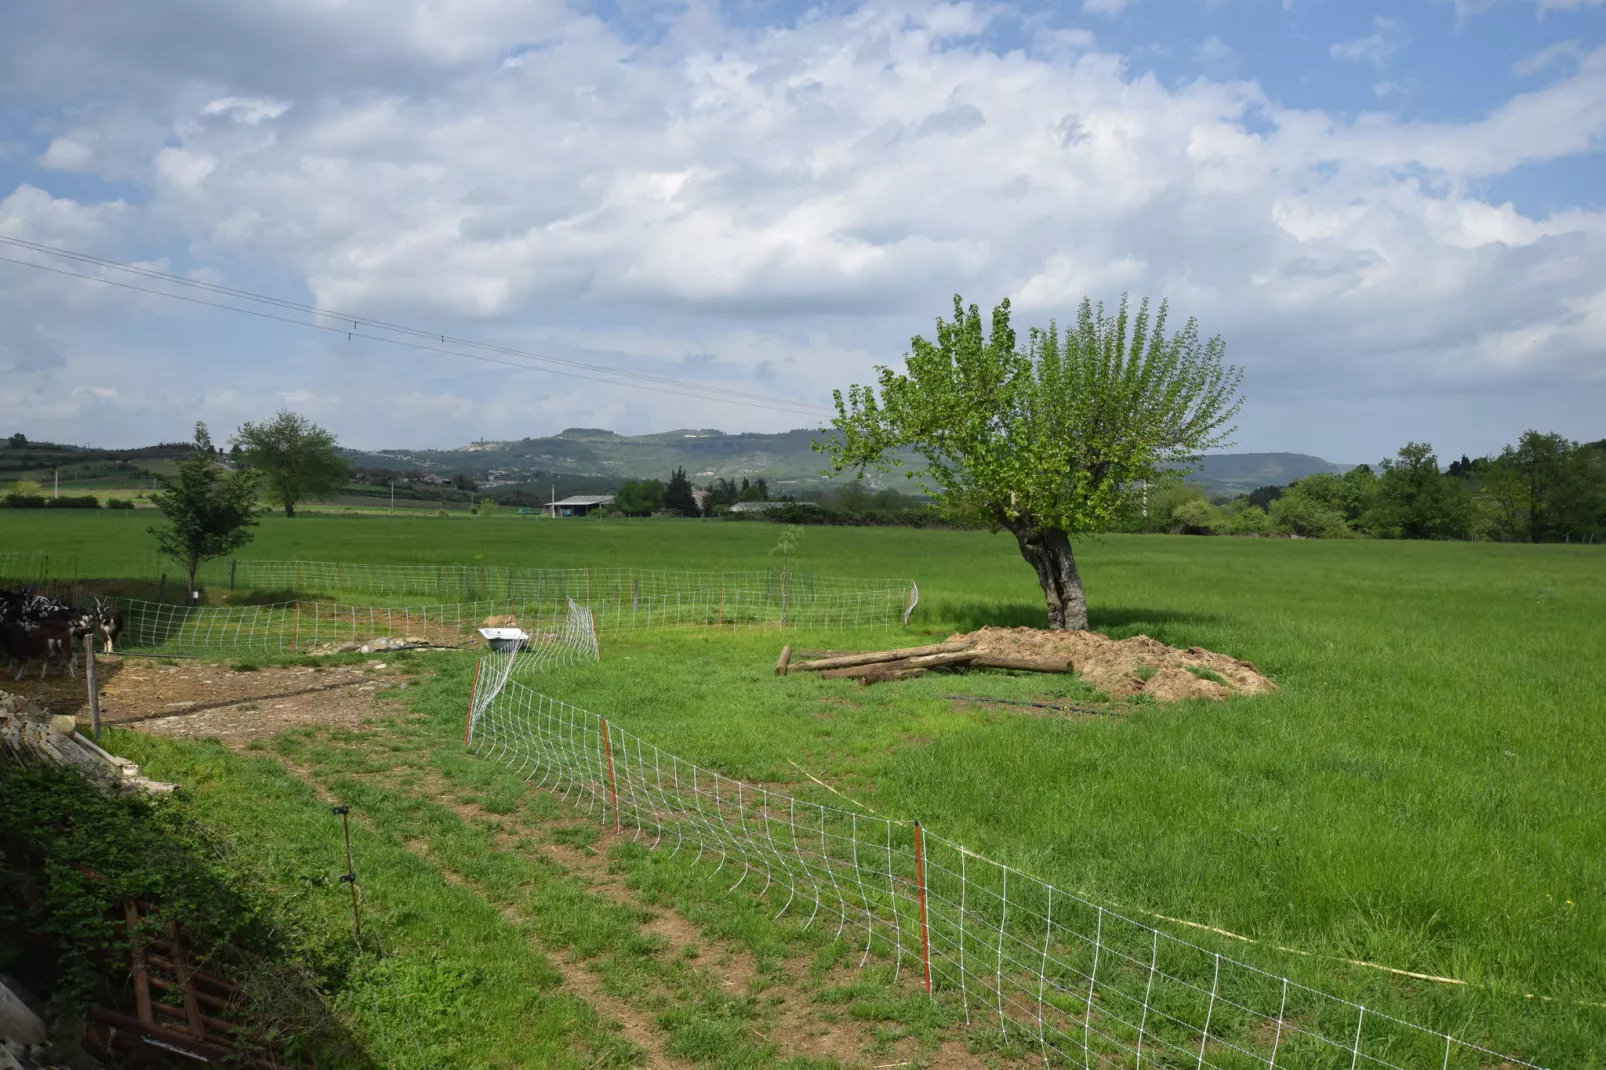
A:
<box><xmin>948</xmin><ymin>626</ymin><xmax>1277</xmax><ymax>702</ymax></box>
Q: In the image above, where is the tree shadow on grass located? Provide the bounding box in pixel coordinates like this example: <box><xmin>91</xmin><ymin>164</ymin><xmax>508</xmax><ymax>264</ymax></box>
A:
<box><xmin>934</xmin><ymin>599</ymin><xmax>1221</xmax><ymax>637</ymax></box>
<box><xmin>1093</xmin><ymin>606</ymin><xmax>1223</xmax><ymax>639</ymax></box>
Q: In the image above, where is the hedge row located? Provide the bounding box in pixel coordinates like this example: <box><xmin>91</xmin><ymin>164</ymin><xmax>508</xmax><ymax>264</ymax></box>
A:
<box><xmin>0</xmin><ymin>495</ymin><xmax>134</xmax><ymax>509</ymax></box>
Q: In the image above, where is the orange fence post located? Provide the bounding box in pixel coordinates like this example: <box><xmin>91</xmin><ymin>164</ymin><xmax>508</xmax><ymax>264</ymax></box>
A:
<box><xmin>600</xmin><ymin>716</ymin><xmax>620</xmax><ymax>833</ymax></box>
<box><xmin>464</xmin><ymin>660</ymin><xmax>483</xmax><ymax>744</ymax></box>
<box><xmin>914</xmin><ymin>820</ymin><xmax>932</xmax><ymax>996</ymax></box>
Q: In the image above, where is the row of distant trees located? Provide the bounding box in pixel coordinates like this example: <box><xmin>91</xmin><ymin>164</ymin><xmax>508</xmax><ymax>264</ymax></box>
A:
<box><xmin>610</xmin><ymin>470</ymin><xmax>934</xmax><ymax>519</ymax></box>
<box><xmin>613</xmin><ymin>470</ymin><xmax>775</xmax><ymax>516</ymax></box>
<box><xmin>1136</xmin><ymin>433</ymin><xmax>1606</xmax><ymax>542</ymax></box>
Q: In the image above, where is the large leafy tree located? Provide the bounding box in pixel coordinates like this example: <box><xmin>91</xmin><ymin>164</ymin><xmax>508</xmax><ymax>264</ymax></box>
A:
<box><xmin>1482</xmin><ymin>431</ymin><xmax>1606</xmax><ymax>542</ymax></box>
<box><xmin>233</xmin><ymin>410</ymin><xmax>350</xmax><ymax>518</ymax></box>
<box><xmin>823</xmin><ymin>295</ymin><xmax>1242</xmax><ymax>630</ymax></box>
<box><xmin>614</xmin><ymin>478</ymin><xmax>664</xmax><ymax>516</ymax></box>
<box><xmin>662</xmin><ymin>467</ymin><xmax>699</xmax><ymax>517</ymax></box>
<box><xmin>1370</xmin><ymin>443</ymin><xmax>1472</xmax><ymax>539</ymax></box>
<box><xmin>149</xmin><ymin>423</ymin><xmax>263</xmax><ymax>594</ymax></box>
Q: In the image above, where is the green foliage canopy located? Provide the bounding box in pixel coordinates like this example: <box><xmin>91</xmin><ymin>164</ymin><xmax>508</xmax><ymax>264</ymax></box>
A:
<box><xmin>824</xmin><ymin>295</ymin><xmax>1242</xmax><ymax>536</ymax></box>
<box><xmin>663</xmin><ymin>467</ymin><xmax>699</xmax><ymax>516</ymax></box>
<box><xmin>822</xmin><ymin>294</ymin><xmax>1243</xmax><ymax>628</ymax></box>
<box><xmin>148</xmin><ymin>422</ymin><xmax>262</xmax><ymax>591</ymax></box>
<box><xmin>614</xmin><ymin>478</ymin><xmax>664</xmax><ymax>516</ymax></box>
<box><xmin>234</xmin><ymin>409</ymin><xmax>350</xmax><ymax>518</ymax></box>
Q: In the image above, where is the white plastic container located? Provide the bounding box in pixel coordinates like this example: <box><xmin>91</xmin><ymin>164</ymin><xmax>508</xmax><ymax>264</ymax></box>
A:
<box><xmin>477</xmin><ymin>627</ymin><xmax>528</xmax><ymax>652</ymax></box>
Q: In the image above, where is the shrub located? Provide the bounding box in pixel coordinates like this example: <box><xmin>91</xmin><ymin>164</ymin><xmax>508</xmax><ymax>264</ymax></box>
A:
<box><xmin>1171</xmin><ymin>497</ymin><xmax>1220</xmax><ymax>535</ymax></box>
<box><xmin>1270</xmin><ymin>494</ymin><xmax>1350</xmax><ymax>538</ymax></box>
<box><xmin>44</xmin><ymin>495</ymin><xmax>102</xmax><ymax>509</ymax></box>
<box><xmin>1</xmin><ymin>494</ymin><xmax>46</xmax><ymax>509</ymax></box>
<box><xmin>1219</xmin><ymin>501</ymin><xmax>1273</xmax><ymax>535</ymax></box>
<box><xmin>106</xmin><ymin>498</ymin><xmax>136</xmax><ymax>510</ymax></box>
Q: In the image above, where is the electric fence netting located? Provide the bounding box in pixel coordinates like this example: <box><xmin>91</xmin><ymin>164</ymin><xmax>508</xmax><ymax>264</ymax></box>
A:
<box><xmin>464</xmin><ymin>661</ymin><xmax>1544</xmax><ymax>1070</ymax></box>
<box><xmin>0</xmin><ymin>554</ymin><xmax>916</xmax><ymax>633</ymax></box>
<box><xmin>108</xmin><ymin>597</ymin><xmax>600</xmax><ymax>668</ymax></box>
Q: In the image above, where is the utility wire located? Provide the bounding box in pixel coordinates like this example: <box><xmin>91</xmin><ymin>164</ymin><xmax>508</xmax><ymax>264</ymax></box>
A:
<box><xmin>0</xmin><ymin>235</ymin><xmax>833</xmax><ymax>418</ymax></box>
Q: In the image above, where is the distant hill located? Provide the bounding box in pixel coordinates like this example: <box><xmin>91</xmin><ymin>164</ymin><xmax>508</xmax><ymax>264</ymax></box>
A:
<box><xmin>343</xmin><ymin>428</ymin><xmax>1350</xmax><ymax>496</ymax></box>
<box><xmin>344</xmin><ymin>427</ymin><xmax>861</xmax><ymax>490</ymax></box>
<box><xmin>0</xmin><ymin>438</ymin><xmax>191</xmax><ymax>495</ymax></box>
<box><xmin>1182</xmin><ymin>452</ymin><xmax>1353</xmax><ymax>495</ymax></box>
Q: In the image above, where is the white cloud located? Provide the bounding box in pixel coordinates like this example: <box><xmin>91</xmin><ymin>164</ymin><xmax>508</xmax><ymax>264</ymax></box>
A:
<box><xmin>154</xmin><ymin>147</ymin><xmax>216</xmax><ymax>189</ymax></box>
<box><xmin>1330</xmin><ymin>17</ymin><xmax>1404</xmax><ymax>67</ymax></box>
<box><xmin>201</xmin><ymin>96</ymin><xmax>292</xmax><ymax>124</ymax></box>
<box><xmin>1458</xmin><ymin>0</ymin><xmax>1604</xmax><ymax>18</ymax></box>
<box><xmin>1514</xmin><ymin>39</ymin><xmax>1584</xmax><ymax>74</ymax></box>
<box><xmin>37</xmin><ymin>134</ymin><xmax>98</xmax><ymax>170</ymax></box>
<box><xmin>1196</xmin><ymin>35</ymin><xmax>1235</xmax><ymax>63</ymax></box>
<box><xmin>1082</xmin><ymin>0</ymin><xmax>1138</xmax><ymax>14</ymax></box>
<box><xmin>0</xmin><ymin>1</ymin><xmax>1604</xmax><ymax>456</ymax></box>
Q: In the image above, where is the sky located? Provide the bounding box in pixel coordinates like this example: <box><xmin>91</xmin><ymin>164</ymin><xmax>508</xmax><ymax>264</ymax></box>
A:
<box><xmin>0</xmin><ymin>0</ymin><xmax>1602</xmax><ymax>465</ymax></box>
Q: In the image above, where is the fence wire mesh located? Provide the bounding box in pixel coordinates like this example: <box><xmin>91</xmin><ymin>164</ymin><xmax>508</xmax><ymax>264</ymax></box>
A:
<box><xmin>465</xmin><ymin>661</ymin><xmax>1544</xmax><ymax>1070</ymax></box>
<box><xmin>0</xmin><ymin>554</ymin><xmax>915</xmax><ymax>632</ymax></box>
<box><xmin>105</xmin><ymin>596</ymin><xmax>599</xmax><ymax>668</ymax></box>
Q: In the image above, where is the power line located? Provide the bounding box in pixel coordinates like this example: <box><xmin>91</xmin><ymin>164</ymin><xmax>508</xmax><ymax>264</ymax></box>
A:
<box><xmin>0</xmin><ymin>235</ymin><xmax>833</xmax><ymax>418</ymax></box>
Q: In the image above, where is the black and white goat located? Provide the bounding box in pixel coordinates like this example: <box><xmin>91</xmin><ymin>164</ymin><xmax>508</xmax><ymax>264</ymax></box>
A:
<box><xmin>92</xmin><ymin>598</ymin><xmax>124</xmax><ymax>653</ymax></box>
<box><xmin>0</xmin><ymin>587</ymin><xmax>95</xmax><ymax>678</ymax></box>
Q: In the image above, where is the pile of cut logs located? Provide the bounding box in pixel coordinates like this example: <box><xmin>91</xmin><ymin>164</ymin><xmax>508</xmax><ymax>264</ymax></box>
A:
<box><xmin>774</xmin><ymin>638</ymin><xmax>1072</xmax><ymax>685</ymax></box>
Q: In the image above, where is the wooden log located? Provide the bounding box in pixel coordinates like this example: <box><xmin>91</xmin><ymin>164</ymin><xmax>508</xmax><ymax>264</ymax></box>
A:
<box><xmin>969</xmin><ymin>654</ymin><xmax>1075</xmax><ymax>674</ymax></box>
<box><xmin>774</xmin><ymin>645</ymin><xmax>793</xmax><ymax>676</ymax></box>
<box><xmin>898</xmin><ymin>651</ymin><xmax>979</xmax><ymax>670</ymax></box>
<box><xmin>821</xmin><ymin>651</ymin><xmax>977</xmax><ymax>680</ymax></box>
<box><xmin>858</xmin><ymin>668</ymin><xmax>927</xmax><ymax>685</ymax></box>
<box><xmin>794</xmin><ymin>639</ymin><xmax>973</xmax><ymax>672</ymax></box>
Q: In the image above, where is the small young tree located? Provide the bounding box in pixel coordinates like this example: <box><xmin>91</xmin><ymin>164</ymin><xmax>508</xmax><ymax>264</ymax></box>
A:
<box><xmin>233</xmin><ymin>410</ymin><xmax>350</xmax><ymax>518</ymax></box>
<box><xmin>823</xmin><ymin>294</ymin><xmax>1242</xmax><ymax>630</ymax></box>
<box><xmin>770</xmin><ymin>526</ymin><xmax>804</xmax><ymax>622</ymax></box>
<box><xmin>149</xmin><ymin>423</ymin><xmax>262</xmax><ymax>594</ymax></box>
<box><xmin>663</xmin><ymin>467</ymin><xmax>699</xmax><ymax>516</ymax></box>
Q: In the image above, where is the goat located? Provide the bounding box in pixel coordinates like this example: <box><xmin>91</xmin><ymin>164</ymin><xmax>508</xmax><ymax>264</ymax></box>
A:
<box><xmin>93</xmin><ymin>598</ymin><xmax>124</xmax><ymax>653</ymax></box>
<box><xmin>0</xmin><ymin>618</ymin><xmax>77</xmax><ymax>680</ymax></box>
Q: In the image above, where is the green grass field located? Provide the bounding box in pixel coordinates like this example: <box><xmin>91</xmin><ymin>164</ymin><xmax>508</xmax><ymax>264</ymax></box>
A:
<box><xmin>3</xmin><ymin>512</ymin><xmax>1602</xmax><ymax>1064</ymax></box>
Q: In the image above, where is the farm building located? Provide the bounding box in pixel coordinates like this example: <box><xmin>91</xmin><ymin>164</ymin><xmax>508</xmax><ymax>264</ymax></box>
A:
<box><xmin>548</xmin><ymin>494</ymin><xmax>615</xmax><ymax>517</ymax></box>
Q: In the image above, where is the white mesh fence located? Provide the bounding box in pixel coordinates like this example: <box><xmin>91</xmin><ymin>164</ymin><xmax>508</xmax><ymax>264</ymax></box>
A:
<box><xmin>465</xmin><ymin>669</ymin><xmax>1545</xmax><ymax>1070</ymax></box>
<box><xmin>0</xmin><ymin>554</ymin><xmax>915</xmax><ymax>632</ymax></box>
<box><xmin>510</xmin><ymin>599</ymin><xmax>600</xmax><ymax>676</ymax></box>
<box><xmin>108</xmin><ymin>597</ymin><xmax>597</xmax><ymax>667</ymax></box>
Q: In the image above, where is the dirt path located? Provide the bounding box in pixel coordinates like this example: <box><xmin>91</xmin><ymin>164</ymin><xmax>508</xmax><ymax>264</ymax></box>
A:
<box><xmin>45</xmin><ymin>660</ymin><xmax>1012</xmax><ymax>1069</ymax></box>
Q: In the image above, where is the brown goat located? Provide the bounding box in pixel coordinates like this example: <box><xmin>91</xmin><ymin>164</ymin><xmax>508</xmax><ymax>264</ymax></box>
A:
<box><xmin>0</xmin><ymin>619</ymin><xmax>77</xmax><ymax>680</ymax></box>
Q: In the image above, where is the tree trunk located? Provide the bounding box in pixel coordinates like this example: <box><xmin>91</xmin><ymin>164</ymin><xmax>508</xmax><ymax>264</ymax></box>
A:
<box><xmin>1011</xmin><ymin>525</ymin><xmax>1088</xmax><ymax>631</ymax></box>
<box><xmin>284</xmin><ymin>500</ymin><xmax>296</xmax><ymax>518</ymax></box>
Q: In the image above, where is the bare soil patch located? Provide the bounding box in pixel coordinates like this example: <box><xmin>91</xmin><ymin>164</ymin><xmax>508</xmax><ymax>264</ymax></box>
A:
<box><xmin>4</xmin><ymin>658</ymin><xmax>411</xmax><ymax>743</ymax></box>
<box><xmin>949</xmin><ymin>626</ymin><xmax>1277</xmax><ymax>701</ymax></box>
